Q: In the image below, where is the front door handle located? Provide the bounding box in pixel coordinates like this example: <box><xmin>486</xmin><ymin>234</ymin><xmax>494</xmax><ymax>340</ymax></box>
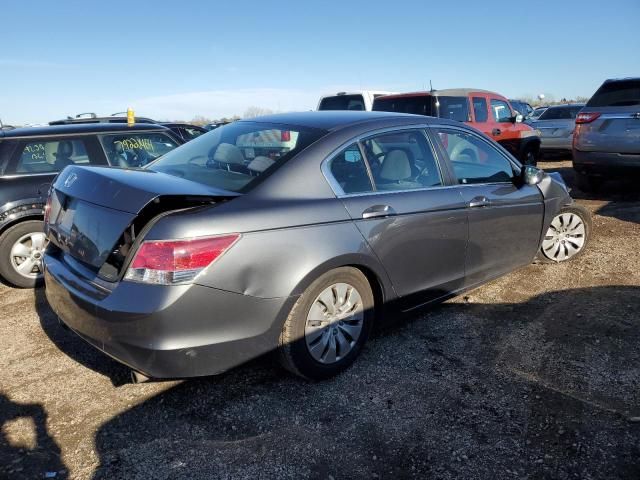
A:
<box><xmin>469</xmin><ymin>196</ymin><xmax>491</xmax><ymax>208</ymax></box>
<box><xmin>492</xmin><ymin>128</ymin><xmax>501</xmax><ymax>136</ymax></box>
<box><xmin>362</xmin><ymin>205</ymin><xmax>397</xmax><ymax>219</ymax></box>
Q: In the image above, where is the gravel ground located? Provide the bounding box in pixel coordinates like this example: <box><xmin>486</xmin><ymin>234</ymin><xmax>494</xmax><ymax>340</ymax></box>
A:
<box><xmin>1</xmin><ymin>160</ymin><xmax>639</xmax><ymax>479</ymax></box>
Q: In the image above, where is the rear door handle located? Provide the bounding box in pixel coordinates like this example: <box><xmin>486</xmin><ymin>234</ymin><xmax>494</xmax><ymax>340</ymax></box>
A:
<box><xmin>492</xmin><ymin>128</ymin><xmax>501</xmax><ymax>136</ymax></box>
<box><xmin>362</xmin><ymin>205</ymin><xmax>397</xmax><ymax>219</ymax></box>
<box><xmin>469</xmin><ymin>196</ymin><xmax>491</xmax><ymax>208</ymax></box>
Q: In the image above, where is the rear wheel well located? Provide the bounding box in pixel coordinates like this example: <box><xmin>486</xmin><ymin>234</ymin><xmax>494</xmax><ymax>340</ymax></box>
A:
<box><xmin>346</xmin><ymin>264</ymin><xmax>385</xmax><ymax>316</ymax></box>
<box><xmin>0</xmin><ymin>214</ymin><xmax>44</xmax><ymax>237</ymax></box>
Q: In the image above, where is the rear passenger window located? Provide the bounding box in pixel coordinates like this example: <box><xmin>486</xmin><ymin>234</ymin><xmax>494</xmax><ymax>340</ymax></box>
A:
<box><xmin>15</xmin><ymin>139</ymin><xmax>92</xmax><ymax>174</ymax></box>
<box><xmin>327</xmin><ymin>144</ymin><xmax>373</xmax><ymax>194</ymax></box>
<box><xmin>472</xmin><ymin>97</ymin><xmax>488</xmax><ymax>122</ymax></box>
<box><xmin>435</xmin><ymin>129</ymin><xmax>515</xmax><ymax>184</ymax></box>
<box><xmin>362</xmin><ymin>130</ymin><xmax>442</xmax><ymax>191</ymax></box>
<box><xmin>100</xmin><ymin>132</ymin><xmax>180</xmax><ymax>168</ymax></box>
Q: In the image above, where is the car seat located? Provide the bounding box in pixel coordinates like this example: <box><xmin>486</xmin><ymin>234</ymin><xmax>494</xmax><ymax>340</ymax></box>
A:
<box><xmin>377</xmin><ymin>150</ymin><xmax>422</xmax><ymax>190</ymax></box>
<box><xmin>210</xmin><ymin>143</ymin><xmax>246</xmax><ymax>172</ymax></box>
<box><xmin>54</xmin><ymin>141</ymin><xmax>74</xmax><ymax>170</ymax></box>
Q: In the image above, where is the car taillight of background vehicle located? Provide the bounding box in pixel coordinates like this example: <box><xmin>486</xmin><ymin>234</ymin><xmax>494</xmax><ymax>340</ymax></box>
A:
<box><xmin>575</xmin><ymin>112</ymin><xmax>602</xmax><ymax>124</ymax></box>
<box><xmin>281</xmin><ymin>130</ymin><xmax>291</xmax><ymax>141</ymax></box>
<box><xmin>124</xmin><ymin>234</ymin><xmax>240</xmax><ymax>285</ymax></box>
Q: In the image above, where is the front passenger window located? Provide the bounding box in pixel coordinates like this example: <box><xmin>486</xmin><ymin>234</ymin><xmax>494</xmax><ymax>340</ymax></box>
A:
<box><xmin>435</xmin><ymin>129</ymin><xmax>515</xmax><ymax>184</ymax></box>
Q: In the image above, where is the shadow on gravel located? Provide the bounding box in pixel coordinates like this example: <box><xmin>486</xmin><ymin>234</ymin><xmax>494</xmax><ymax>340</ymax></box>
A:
<box><xmin>0</xmin><ymin>394</ymin><xmax>68</xmax><ymax>479</ymax></box>
<box><xmin>87</xmin><ymin>286</ymin><xmax>640</xmax><ymax>479</ymax></box>
<box><xmin>33</xmin><ymin>287</ymin><xmax>131</xmax><ymax>387</ymax></box>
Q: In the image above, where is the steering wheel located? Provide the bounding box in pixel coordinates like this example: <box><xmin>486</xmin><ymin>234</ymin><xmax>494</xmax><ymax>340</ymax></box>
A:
<box><xmin>414</xmin><ymin>166</ymin><xmax>431</xmax><ymax>182</ymax></box>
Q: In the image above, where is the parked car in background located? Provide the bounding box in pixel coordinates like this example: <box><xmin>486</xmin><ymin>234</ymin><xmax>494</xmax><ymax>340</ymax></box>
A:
<box><xmin>0</xmin><ymin>123</ymin><xmax>182</xmax><ymax>288</ymax></box>
<box><xmin>373</xmin><ymin>89</ymin><xmax>541</xmax><ymax>165</ymax></box>
<box><xmin>573</xmin><ymin>78</ymin><xmax>640</xmax><ymax>191</ymax></box>
<box><xmin>527</xmin><ymin>104</ymin><xmax>584</xmax><ymax>156</ymax></box>
<box><xmin>317</xmin><ymin>91</ymin><xmax>396</xmax><ymax>111</ymax></box>
<box><xmin>44</xmin><ymin>111</ymin><xmax>589</xmax><ymax>382</ymax></box>
<box><xmin>50</xmin><ymin>114</ymin><xmax>206</xmax><ymax>143</ymax></box>
<box><xmin>160</xmin><ymin>123</ymin><xmax>207</xmax><ymax>142</ymax></box>
<box><xmin>529</xmin><ymin>107</ymin><xmax>548</xmax><ymax>121</ymax></box>
<box><xmin>203</xmin><ymin>121</ymin><xmax>232</xmax><ymax>131</ymax></box>
<box><xmin>510</xmin><ymin>99</ymin><xmax>534</xmax><ymax>118</ymax></box>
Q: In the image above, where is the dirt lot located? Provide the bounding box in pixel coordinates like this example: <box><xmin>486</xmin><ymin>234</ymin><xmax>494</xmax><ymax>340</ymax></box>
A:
<box><xmin>1</xmin><ymin>160</ymin><xmax>639</xmax><ymax>479</ymax></box>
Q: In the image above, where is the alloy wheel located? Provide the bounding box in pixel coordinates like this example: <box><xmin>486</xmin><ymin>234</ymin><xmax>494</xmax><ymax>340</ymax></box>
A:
<box><xmin>10</xmin><ymin>232</ymin><xmax>46</xmax><ymax>279</ymax></box>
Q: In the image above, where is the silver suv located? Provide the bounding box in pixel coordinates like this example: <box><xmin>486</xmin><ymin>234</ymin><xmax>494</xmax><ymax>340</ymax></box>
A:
<box><xmin>573</xmin><ymin>78</ymin><xmax>640</xmax><ymax>191</ymax></box>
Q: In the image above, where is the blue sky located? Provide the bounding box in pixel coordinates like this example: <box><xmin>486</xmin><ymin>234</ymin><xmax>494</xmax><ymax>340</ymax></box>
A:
<box><xmin>1</xmin><ymin>0</ymin><xmax>639</xmax><ymax>124</ymax></box>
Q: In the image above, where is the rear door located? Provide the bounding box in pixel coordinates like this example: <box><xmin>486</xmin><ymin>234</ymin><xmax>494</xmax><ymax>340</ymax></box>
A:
<box><xmin>577</xmin><ymin>79</ymin><xmax>640</xmax><ymax>154</ymax></box>
<box><xmin>325</xmin><ymin>128</ymin><xmax>468</xmax><ymax>307</ymax></box>
<box><xmin>429</xmin><ymin>125</ymin><xmax>543</xmax><ymax>285</ymax></box>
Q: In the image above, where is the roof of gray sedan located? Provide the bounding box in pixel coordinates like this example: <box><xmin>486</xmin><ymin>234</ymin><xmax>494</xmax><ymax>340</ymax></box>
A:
<box><xmin>0</xmin><ymin>122</ymin><xmax>172</xmax><ymax>139</ymax></box>
<box><xmin>240</xmin><ymin>111</ymin><xmax>441</xmax><ymax>131</ymax></box>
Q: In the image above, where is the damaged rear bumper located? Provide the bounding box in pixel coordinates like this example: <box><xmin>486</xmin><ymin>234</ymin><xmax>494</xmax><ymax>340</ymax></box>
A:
<box><xmin>44</xmin><ymin>252</ymin><xmax>295</xmax><ymax>379</ymax></box>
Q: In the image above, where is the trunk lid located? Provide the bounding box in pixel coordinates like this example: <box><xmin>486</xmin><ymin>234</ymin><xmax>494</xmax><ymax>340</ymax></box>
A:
<box><xmin>575</xmin><ymin>106</ymin><xmax>640</xmax><ymax>154</ymax></box>
<box><xmin>46</xmin><ymin>165</ymin><xmax>239</xmax><ymax>276</ymax></box>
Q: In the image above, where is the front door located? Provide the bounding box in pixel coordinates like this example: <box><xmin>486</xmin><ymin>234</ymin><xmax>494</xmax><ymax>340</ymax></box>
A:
<box><xmin>429</xmin><ymin>126</ymin><xmax>544</xmax><ymax>286</ymax></box>
<box><xmin>325</xmin><ymin>129</ymin><xmax>468</xmax><ymax>308</ymax></box>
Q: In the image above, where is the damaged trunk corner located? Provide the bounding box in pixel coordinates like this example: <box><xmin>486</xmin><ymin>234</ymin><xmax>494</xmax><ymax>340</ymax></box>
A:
<box><xmin>97</xmin><ymin>195</ymin><xmax>226</xmax><ymax>282</ymax></box>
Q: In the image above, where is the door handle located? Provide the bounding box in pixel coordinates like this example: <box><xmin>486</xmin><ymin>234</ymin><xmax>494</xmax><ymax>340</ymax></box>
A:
<box><xmin>491</xmin><ymin>128</ymin><xmax>501</xmax><ymax>136</ymax></box>
<box><xmin>362</xmin><ymin>205</ymin><xmax>396</xmax><ymax>219</ymax></box>
<box><xmin>469</xmin><ymin>196</ymin><xmax>491</xmax><ymax>208</ymax></box>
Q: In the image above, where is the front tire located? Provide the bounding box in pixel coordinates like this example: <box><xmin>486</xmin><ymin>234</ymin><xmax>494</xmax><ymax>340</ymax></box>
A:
<box><xmin>0</xmin><ymin>220</ymin><xmax>46</xmax><ymax>288</ymax></box>
<box><xmin>278</xmin><ymin>267</ymin><xmax>374</xmax><ymax>380</ymax></box>
<box><xmin>537</xmin><ymin>205</ymin><xmax>591</xmax><ymax>263</ymax></box>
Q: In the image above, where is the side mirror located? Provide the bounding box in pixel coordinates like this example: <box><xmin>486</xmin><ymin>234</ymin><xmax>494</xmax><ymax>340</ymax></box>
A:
<box><xmin>522</xmin><ymin>166</ymin><xmax>545</xmax><ymax>185</ymax></box>
<box><xmin>515</xmin><ymin>114</ymin><xmax>524</xmax><ymax>123</ymax></box>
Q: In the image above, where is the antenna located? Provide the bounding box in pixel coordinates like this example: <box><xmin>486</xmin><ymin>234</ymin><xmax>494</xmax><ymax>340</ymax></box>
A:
<box><xmin>429</xmin><ymin>80</ymin><xmax>434</xmax><ymax>93</ymax></box>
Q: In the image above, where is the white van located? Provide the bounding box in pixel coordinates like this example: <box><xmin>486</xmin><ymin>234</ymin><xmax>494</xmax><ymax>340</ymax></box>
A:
<box><xmin>317</xmin><ymin>91</ymin><xmax>397</xmax><ymax>112</ymax></box>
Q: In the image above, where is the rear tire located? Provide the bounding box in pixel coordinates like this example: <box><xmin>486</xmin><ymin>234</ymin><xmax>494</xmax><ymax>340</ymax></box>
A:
<box><xmin>0</xmin><ymin>220</ymin><xmax>45</xmax><ymax>288</ymax></box>
<box><xmin>278</xmin><ymin>267</ymin><xmax>374</xmax><ymax>380</ymax></box>
<box><xmin>537</xmin><ymin>205</ymin><xmax>591</xmax><ymax>263</ymax></box>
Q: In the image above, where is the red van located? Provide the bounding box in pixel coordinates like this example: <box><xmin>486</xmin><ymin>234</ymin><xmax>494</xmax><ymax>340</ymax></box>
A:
<box><xmin>373</xmin><ymin>89</ymin><xmax>540</xmax><ymax>165</ymax></box>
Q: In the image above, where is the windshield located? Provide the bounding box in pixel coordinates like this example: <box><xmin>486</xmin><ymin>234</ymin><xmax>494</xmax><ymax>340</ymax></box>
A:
<box><xmin>587</xmin><ymin>79</ymin><xmax>640</xmax><ymax>107</ymax></box>
<box><xmin>318</xmin><ymin>95</ymin><xmax>366</xmax><ymax>111</ymax></box>
<box><xmin>147</xmin><ymin>122</ymin><xmax>327</xmax><ymax>193</ymax></box>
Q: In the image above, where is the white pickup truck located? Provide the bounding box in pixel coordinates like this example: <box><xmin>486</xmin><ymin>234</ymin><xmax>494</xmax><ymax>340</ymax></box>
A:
<box><xmin>317</xmin><ymin>90</ymin><xmax>396</xmax><ymax>112</ymax></box>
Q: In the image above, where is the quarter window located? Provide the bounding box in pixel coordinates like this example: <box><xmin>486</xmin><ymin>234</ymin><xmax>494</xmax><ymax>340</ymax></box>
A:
<box><xmin>435</xmin><ymin>129</ymin><xmax>515</xmax><ymax>184</ymax></box>
<box><xmin>490</xmin><ymin>99</ymin><xmax>513</xmax><ymax>123</ymax></box>
<box><xmin>328</xmin><ymin>144</ymin><xmax>373</xmax><ymax>194</ymax></box>
<box><xmin>100</xmin><ymin>132</ymin><xmax>180</xmax><ymax>167</ymax></box>
<box><xmin>15</xmin><ymin>139</ymin><xmax>92</xmax><ymax>174</ymax></box>
<box><xmin>472</xmin><ymin>97</ymin><xmax>488</xmax><ymax>122</ymax></box>
<box><xmin>362</xmin><ymin>130</ymin><xmax>442</xmax><ymax>191</ymax></box>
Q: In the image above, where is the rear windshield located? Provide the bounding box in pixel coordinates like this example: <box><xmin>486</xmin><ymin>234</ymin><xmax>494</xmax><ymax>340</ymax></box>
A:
<box><xmin>587</xmin><ymin>79</ymin><xmax>640</xmax><ymax>107</ymax></box>
<box><xmin>318</xmin><ymin>95</ymin><xmax>366</xmax><ymax>111</ymax></box>
<box><xmin>373</xmin><ymin>95</ymin><xmax>470</xmax><ymax>121</ymax></box>
<box><xmin>538</xmin><ymin>106</ymin><xmax>583</xmax><ymax>120</ymax></box>
<box><xmin>147</xmin><ymin>122</ymin><xmax>326</xmax><ymax>193</ymax></box>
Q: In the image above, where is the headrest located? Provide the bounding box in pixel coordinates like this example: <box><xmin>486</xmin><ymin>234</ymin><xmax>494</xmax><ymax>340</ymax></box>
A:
<box><xmin>213</xmin><ymin>143</ymin><xmax>244</xmax><ymax>165</ymax></box>
<box><xmin>247</xmin><ymin>156</ymin><xmax>275</xmax><ymax>173</ymax></box>
<box><xmin>380</xmin><ymin>150</ymin><xmax>411</xmax><ymax>181</ymax></box>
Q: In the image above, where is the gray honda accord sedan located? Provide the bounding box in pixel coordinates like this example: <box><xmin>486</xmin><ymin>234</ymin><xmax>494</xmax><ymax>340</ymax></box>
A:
<box><xmin>43</xmin><ymin>111</ymin><xmax>591</xmax><ymax>381</ymax></box>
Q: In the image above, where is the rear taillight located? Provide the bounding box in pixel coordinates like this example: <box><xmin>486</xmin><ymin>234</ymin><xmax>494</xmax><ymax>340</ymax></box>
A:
<box><xmin>575</xmin><ymin>112</ymin><xmax>601</xmax><ymax>124</ymax></box>
<box><xmin>280</xmin><ymin>130</ymin><xmax>291</xmax><ymax>142</ymax></box>
<box><xmin>124</xmin><ymin>234</ymin><xmax>240</xmax><ymax>285</ymax></box>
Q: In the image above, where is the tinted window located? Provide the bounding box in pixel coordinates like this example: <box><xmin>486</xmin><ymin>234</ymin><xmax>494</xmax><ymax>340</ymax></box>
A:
<box><xmin>436</xmin><ymin>96</ymin><xmax>470</xmax><ymax>122</ymax></box>
<box><xmin>435</xmin><ymin>129</ymin><xmax>514</xmax><ymax>184</ymax></box>
<box><xmin>318</xmin><ymin>95</ymin><xmax>366</xmax><ymax>111</ymax></box>
<box><xmin>363</xmin><ymin>130</ymin><xmax>442</xmax><ymax>191</ymax></box>
<box><xmin>373</xmin><ymin>96</ymin><xmax>434</xmax><ymax>116</ymax></box>
<box><xmin>181</xmin><ymin>127</ymin><xmax>205</xmax><ymax>140</ymax></box>
<box><xmin>587</xmin><ymin>79</ymin><xmax>640</xmax><ymax>107</ymax></box>
<box><xmin>100</xmin><ymin>132</ymin><xmax>180</xmax><ymax>168</ymax></box>
<box><xmin>149</xmin><ymin>122</ymin><xmax>326</xmax><ymax>193</ymax></box>
<box><xmin>327</xmin><ymin>144</ymin><xmax>373</xmax><ymax>194</ymax></box>
<box><xmin>491</xmin><ymin>99</ymin><xmax>512</xmax><ymax>122</ymax></box>
<box><xmin>0</xmin><ymin>141</ymin><xmax>19</xmax><ymax>175</ymax></box>
<box><xmin>538</xmin><ymin>106</ymin><xmax>583</xmax><ymax>120</ymax></box>
<box><xmin>15</xmin><ymin>139</ymin><xmax>93</xmax><ymax>174</ymax></box>
<box><xmin>472</xmin><ymin>97</ymin><xmax>488</xmax><ymax>122</ymax></box>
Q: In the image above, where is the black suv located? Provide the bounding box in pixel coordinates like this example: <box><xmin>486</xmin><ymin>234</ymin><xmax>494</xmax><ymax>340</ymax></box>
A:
<box><xmin>0</xmin><ymin>123</ymin><xmax>182</xmax><ymax>287</ymax></box>
<box><xmin>50</xmin><ymin>114</ymin><xmax>207</xmax><ymax>142</ymax></box>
